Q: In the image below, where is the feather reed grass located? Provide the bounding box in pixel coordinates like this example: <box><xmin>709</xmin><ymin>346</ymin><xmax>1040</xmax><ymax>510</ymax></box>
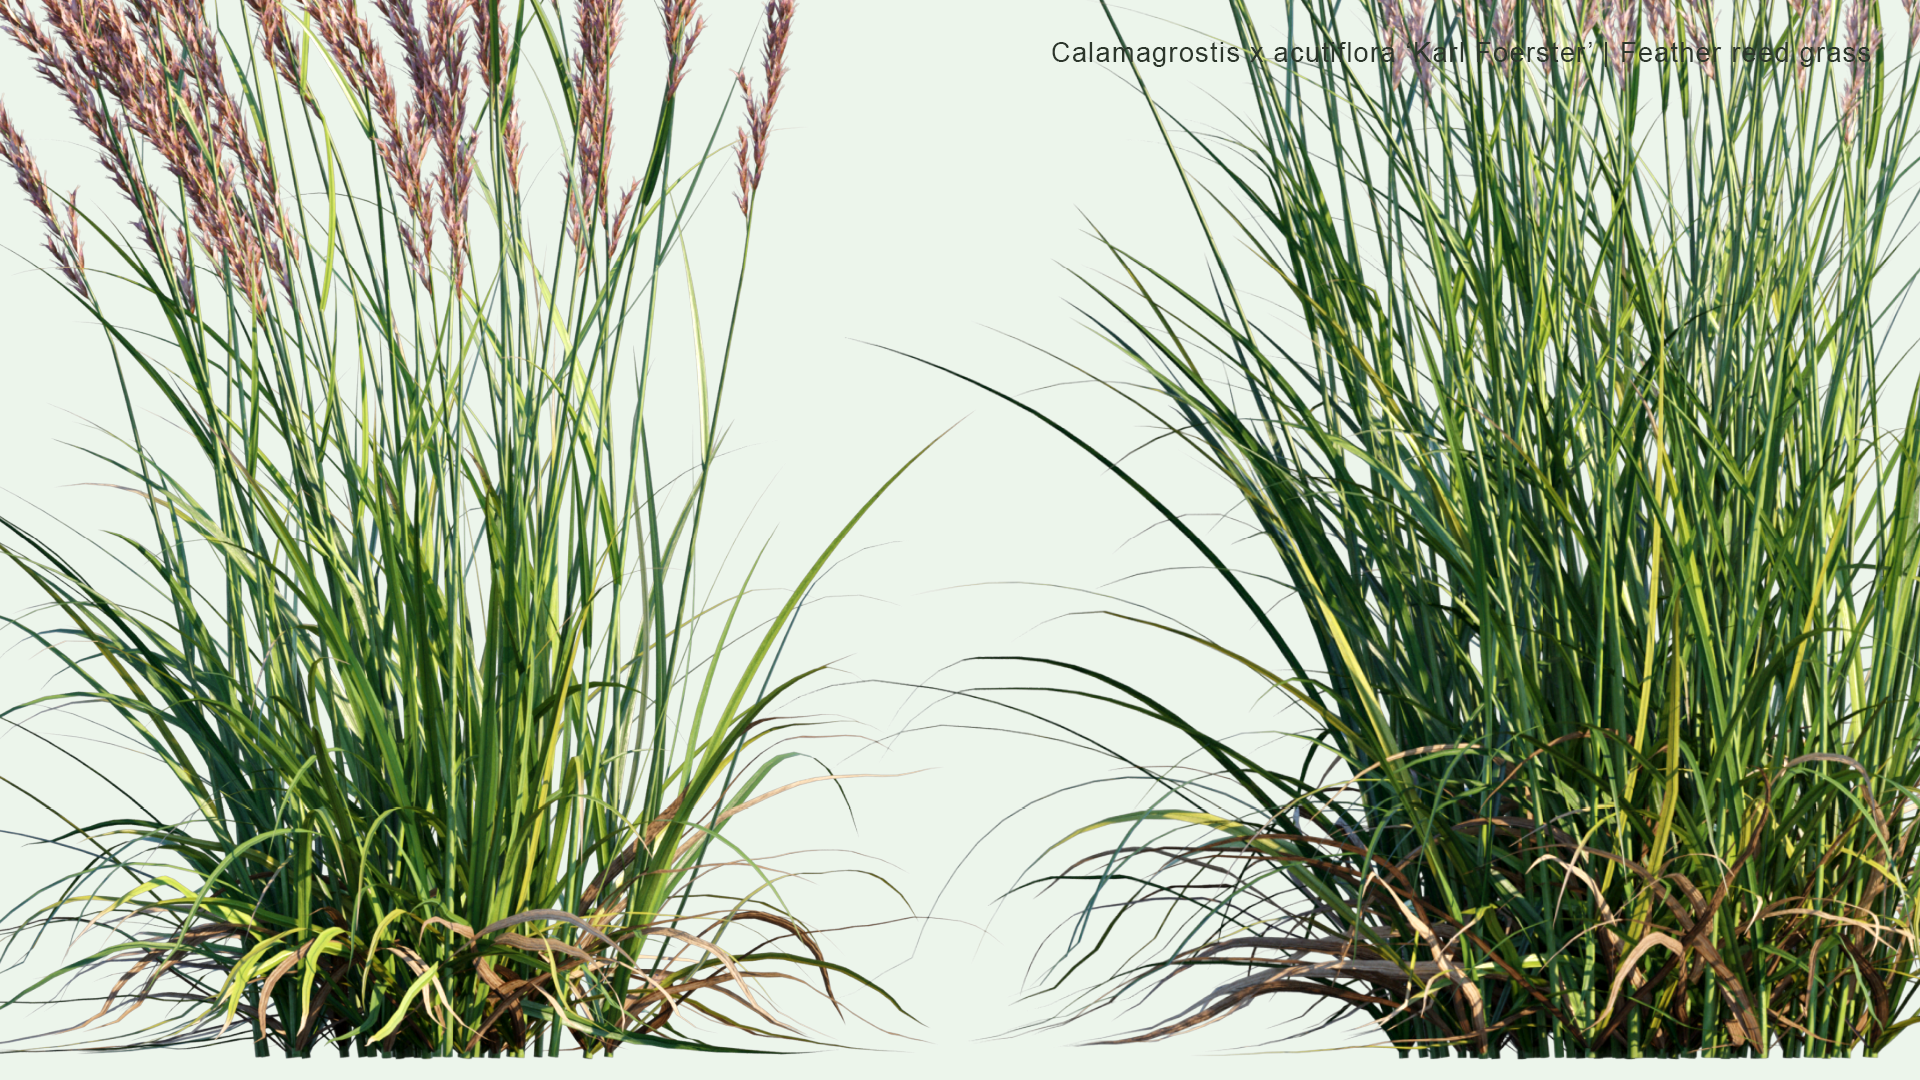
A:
<box><xmin>932</xmin><ymin>0</ymin><xmax>1920</xmax><ymax>1058</ymax></box>
<box><xmin>0</xmin><ymin>0</ymin><xmax>912</xmax><ymax>1057</ymax></box>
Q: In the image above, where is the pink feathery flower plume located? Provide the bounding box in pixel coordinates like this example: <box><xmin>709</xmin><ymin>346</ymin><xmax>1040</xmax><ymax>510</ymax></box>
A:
<box><xmin>1601</xmin><ymin>0</ymin><xmax>1638</xmax><ymax>80</ymax></box>
<box><xmin>1377</xmin><ymin>0</ymin><xmax>1430</xmax><ymax>92</ymax></box>
<box><xmin>1379</xmin><ymin>0</ymin><xmax>1407</xmax><ymax>86</ymax></box>
<box><xmin>1457</xmin><ymin>0</ymin><xmax>1478</xmax><ymax>48</ymax></box>
<box><xmin>0</xmin><ymin>0</ymin><xmax>162</xmax><ymax>268</ymax></box>
<box><xmin>0</xmin><ymin>0</ymin><xmax>286</xmax><ymax>308</ymax></box>
<box><xmin>1841</xmin><ymin>0</ymin><xmax>1883</xmax><ymax>142</ymax></box>
<box><xmin>568</xmin><ymin>0</ymin><xmax>622</xmax><ymax>253</ymax></box>
<box><xmin>369</xmin><ymin>0</ymin><xmax>444</xmax><ymax>284</ymax></box>
<box><xmin>1796</xmin><ymin>0</ymin><xmax>1832</xmax><ymax>88</ymax></box>
<box><xmin>735</xmin><ymin>0</ymin><xmax>792</xmax><ymax>216</ymax></box>
<box><xmin>1683</xmin><ymin>0</ymin><xmax>1716</xmax><ymax>76</ymax></box>
<box><xmin>305</xmin><ymin>0</ymin><xmax>435</xmax><ymax>282</ymax></box>
<box><xmin>662</xmin><ymin>0</ymin><xmax>704</xmax><ymax>100</ymax></box>
<box><xmin>1644</xmin><ymin>0</ymin><xmax>1676</xmax><ymax>44</ymax></box>
<box><xmin>243</xmin><ymin>0</ymin><xmax>306</xmax><ymax>102</ymax></box>
<box><xmin>1532</xmin><ymin>0</ymin><xmax>1557</xmax><ymax>72</ymax></box>
<box><xmin>0</xmin><ymin>100</ymin><xmax>86</xmax><ymax>295</ymax></box>
<box><xmin>1404</xmin><ymin>0</ymin><xmax>1433</xmax><ymax>92</ymax></box>
<box><xmin>423</xmin><ymin>0</ymin><xmax>472</xmax><ymax>293</ymax></box>
<box><xmin>1562</xmin><ymin>0</ymin><xmax>1600</xmax><ymax>91</ymax></box>
<box><xmin>1578</xmin><ymin>0</ymin><xmax>1603</xmax><ymax>36</ymax></box>
<box><xmin>467</xmin><ymin>0</ymin><xmax>524</xmax><ymax>188</ymax></box>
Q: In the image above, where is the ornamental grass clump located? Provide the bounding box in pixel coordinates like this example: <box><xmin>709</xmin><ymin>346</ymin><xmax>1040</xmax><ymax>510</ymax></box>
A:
<box><xmin>962</xmin><ymin>0</ymin><xmax>1920</xmax><ymax>1058</ymax></box>
<box><xmin>0</xmin><ymin>0</ymin><xmax>910</xmax><ymax>1057</ymax></box>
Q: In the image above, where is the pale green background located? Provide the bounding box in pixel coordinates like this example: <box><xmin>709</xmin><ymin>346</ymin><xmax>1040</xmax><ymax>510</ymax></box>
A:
<box><xmin>0</xmin><ymin>1</ymin><xmax>1914</xmax><ymax>1076</ymax></box>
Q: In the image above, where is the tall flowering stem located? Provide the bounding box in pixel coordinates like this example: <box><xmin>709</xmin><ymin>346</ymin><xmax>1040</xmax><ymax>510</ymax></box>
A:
<box><xmin>1601</xmin><ymin>0</ymin><xmax>1638</xmax><ymax>79</ymax></box>
<box><xmin>306</xmin><ymin>0</ymin><xmax>437</xmax><ymax>281</ymax></box>
<box><xmin>569</xmin><ymin>0</ymin><xmax>621</xmax><ymax>254</ymax></box>
<box><xmin>468</xmin><ymin>0</ymin><xmax>524</xmax><ymax>188</ymax></box>
<box><xmin>735</xmin><ymin>0</ymin><xmax>793</xmax><ymax>216</ymax></box>
<box><xmin>1797</xmin><ymin>0</ymin><xmax>1833</xmax><ymax>87</ymax></box>
<box><xmin>1683</xmin><ymin>0</ymin><xmax>1715</xmax><ymax>75</ymax></box>
<box><xmin>1841</xmin><ymin>0</ymin><xmax>1883</xmax><ymax>141</ymax></box>
<box><xmin>1380</xmin><ymin>0</ymin><xmax>1407</xmax><ymax>85</ymax></box>
<box><xmin>1645</xmin><ymin>0</ymin><xmax>1676</xmax><ymax>43</ymax></box>
<box><xmin>425</xmin><ymin>0</ymin><xmax>472</xmax><ymax>291</ymax></box>
<box><xmin>1494</xmin><ymin>0</ymin><xmax>1516</xmax><ymax>61</ymax></box>
<box><xmin>1405</xmin><ymin>0</ymin><xmax>1433</xmax><ymax>91</ymax></box>
<box><xmin>244</xmin><ymin>0</ymin><xmax>304</xmax><ymax>96</ymax></box>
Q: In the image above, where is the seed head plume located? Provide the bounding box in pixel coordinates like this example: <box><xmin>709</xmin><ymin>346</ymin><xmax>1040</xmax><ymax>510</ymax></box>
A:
<box><xmin>1457</xmin><ymin>0</ymin><xmax>1478</xmax><ymax>46</ymax></box>
<box><xmin>502</xmin><ymin>104</ymin><xmax>524</xmax><ymax>189</ymax></box>
<box><xmin>243</xmin><ymin>0</ymin><xmax>306</xmax><ymax>100</ymax></box>
<box><xmin>734</xmin><ymin>0</ymin><xmax>792</xmax><ymax>216</ymax></box>
<box><xmin>468</xmin><ymin>0</ymin><xmax>501</xmax><ymax>88</ymax></box>
<box><xmin>1531</xmin><ymin>0</ymin><xmax>1555</xmax><ymax>71</ymax></box>
<box><xmin>153</xmin><ymin>0</ymin><xmax>291</xmax><ymax>295</ymax></box>
<box><xmin>1376</xmin><ymin>0</ymin><xmax>1432</xmax><ymax>91</ymax></box>
<box><xmin>370</xmin><ymin>0</ymin><xmax>440</xmax><ymax>283</ymax></box>
<box><xmin>1645</xmin><ymin>0</ymin><xmax>1676</xmax><ymax>43</ymax></box>
<box><xmin>569</xmin><ymin>0</ymin><xmax>622</xmax><ymax>253</ymax></box>
<box><xmin>173</xmin><ymin>225</ymin><xmax>196</xmax><ymax>309</ymax></box>
<box><xmin>1379</xmin><ymin>0</ymin><xmax>1406</xmax><ymax>85</ymax></box>
<box><xmin>1683</xmin><ymin>0</ymin><xmax>1715</xmax><ymax>75</ymax></box>
<box><xmin>0</xmin><ymin>0</ymin><xmax>158</xmax><ymax>263</ymax></box>
<box><xmin>467</xmin><ymin>0</ymin><xmax>524</xmax><ymax>188</ymax></box>
<box><xmin>1797</xmin><ymin>0</ymin><xmax>1832</xmax><ymax>88</ymax></box>
<box><xmin>374</xmin><ymin>0</ymin><xmax>434</xmax><ymax>122</ymax></box>
<box><xmin>662</xmin><ymin>0</ymin><xmax>703</xmax><ymax>99</ymax></box>
<box><xmin>0</xmin><ymin>100</ymin><xmax>86</xmax><ymax>295</ymax></box>
<box><xmin>0</xmin><ymin>0</ymin><xmax>285</xmax><ymax>308</ymax></box>
<box><xmin>1405</xmin><ymin>0</ymin><xmax>1433</xmax><ymax>92</ymax></box>
<box><xmin>1841</xmin><ymin>0</ymin><xmax>1882</xmax><ymax>141</ymax></box>
<box><xmin>426</xmin><ymin>0</ymin><xmax>472</xmax><ymax>292</ymax></box>
<box><xmin>303</xmin><ymin>0</ymin><xmax>437</xmax><ymax>282</ymax></box>
<box><xmin>304</xmin><ymin>0</ymin><xmax>400</xmax><ymax>130</ymax></box>
<box><xmin>1601</xmin><ymin>0</ymin><xmax>1637</xmax><ymax>80</ymax></box>
<box><xmin>1576</xmin><ymin>0</ymin><xmax>1602</xmax><ymax>36</ymax></box>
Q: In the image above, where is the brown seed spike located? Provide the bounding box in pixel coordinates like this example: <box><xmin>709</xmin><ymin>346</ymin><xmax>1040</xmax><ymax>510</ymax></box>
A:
<box><xmin>426</xmin><ymin>0</ymin><xmax>471</xmax><ymax>290</ymax></box>
<box><xmin>243</xmin><ymin>0</ymin><xmax>305</xmax><ymax>98</ymax></box>
<box><xmin>661</xmin><ymin>0</ymin><xmax>703</xmax><ymax>100</ymax></box>
<box><xmin>374</xmin><ymin>0</ymin><xmax>436</xmax><ymax>124</ymax></box>
<box><xmin>1796</xmin><ymin>0</ymin><xmax>1831</xmax><ymax>89</ymax></box>
<box><xmin>0</xmin><ymin>100</ymin><xmax>87</xmax><ymax>295</ymax></box>
<box><xmin>1841</xmin><ymin>0</ymin><xmax>1881</xmax><ymax>143</ymax></box>
<box><xmin>571</xmin><ymin>0</ymin><xmax>623</xmax><ymax>255</ymax></box>
<box><xmin>734</xmin><ymin>1</ymin><xmax>792</xmax><ymax>216</ymax></box>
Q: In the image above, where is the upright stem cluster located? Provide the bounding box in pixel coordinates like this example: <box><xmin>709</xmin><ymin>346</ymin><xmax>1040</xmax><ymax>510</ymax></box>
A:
<box><xmin>0</xmin><ymin>0</ymin><xmax>907</xmax><ymax>1057</ymax></box>
<box><xmin>1018</xmin><ymin>0</ymin><xmax>1920</xmax><ymax>1057</ymax></box>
